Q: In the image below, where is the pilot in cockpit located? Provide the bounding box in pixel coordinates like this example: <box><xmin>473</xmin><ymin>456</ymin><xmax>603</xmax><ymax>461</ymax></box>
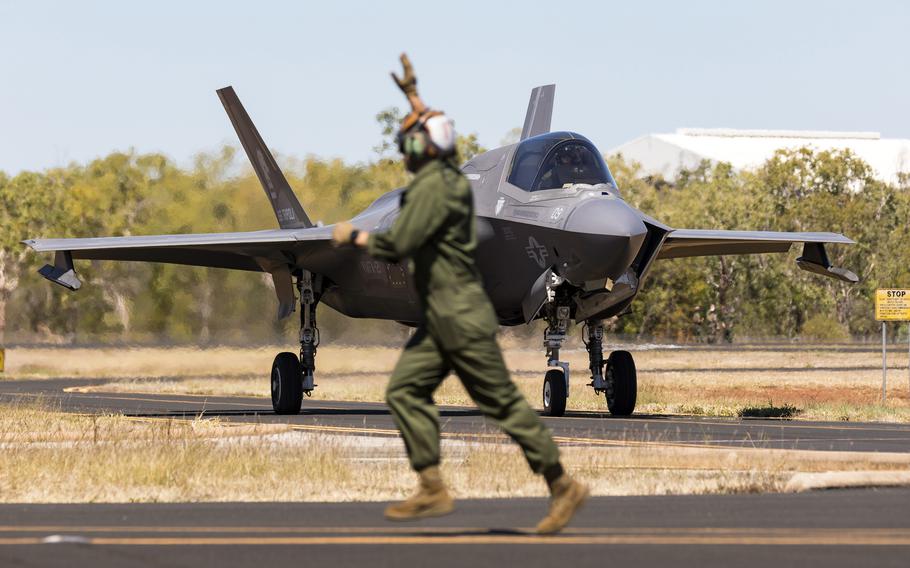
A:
<box><xmin>536</xmin><ymin>143</ymin><xmax>595</xmax><ymax>190</ymax></box>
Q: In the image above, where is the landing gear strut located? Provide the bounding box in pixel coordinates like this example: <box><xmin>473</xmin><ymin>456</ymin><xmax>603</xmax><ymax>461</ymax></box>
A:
<box><xmin>541</xmin><ymin>280</ymin><xmax>571</xmax><ymax>417</ymax></box>
<box><xmin>584</xmin><ymin>319</ymin><xmax>637</xmax><ymax>416</ymax></box>
<box><xmin>270</xmin><ymin>270</ymin><xmax>320</xmax><ymax>415</ymax></box>
<box><xmin>537</xmin><ymin>285</ymin><xmax>639</xmax><ymax>417</ymax></box>
<box><xmin>584</xmin><ymin>320</ymin><xmax>606</xmax><ymax>392</ymax></box>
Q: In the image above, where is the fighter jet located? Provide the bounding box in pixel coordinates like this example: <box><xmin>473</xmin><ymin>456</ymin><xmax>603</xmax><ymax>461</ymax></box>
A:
<box><xmin>25</xmin><ymin>84</ymin><xmax>857</xmax><ymax>417</ymax></box>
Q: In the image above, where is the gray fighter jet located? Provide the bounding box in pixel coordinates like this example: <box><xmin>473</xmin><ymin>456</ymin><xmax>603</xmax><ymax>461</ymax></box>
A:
<box><xmin>25</xmin><ymin>84</ymin><xmax>857</xmax><ymax>417</ymax></box>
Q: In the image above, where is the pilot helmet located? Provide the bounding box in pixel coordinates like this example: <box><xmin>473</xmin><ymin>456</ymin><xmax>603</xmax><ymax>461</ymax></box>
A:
<box><xmin>396</xmin><ymin>110</ymin><xmax>456</xmax><ymax>171</ymax></box>
<box><xmin>553</xmin><ymin>143</ymin><xmax>583</xmax><ymax>182</ymax></box>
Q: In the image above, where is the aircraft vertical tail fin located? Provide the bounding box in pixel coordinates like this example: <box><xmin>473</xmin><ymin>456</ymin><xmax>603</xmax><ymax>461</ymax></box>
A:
<box><xmin>217</xmin><ymin>86</ymin><xmax>312</xmax><ymax>229</ymax></box>
<box><xmin>519</xmin><ymin>84</ymin><xmax>555</xmax><ymax>141</ymax></box>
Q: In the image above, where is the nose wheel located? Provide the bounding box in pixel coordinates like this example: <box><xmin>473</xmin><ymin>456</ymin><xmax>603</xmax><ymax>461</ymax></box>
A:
<box><xmin>543</xmin><ymin>368</ymin><xmax>567</xmax><ymax>416</ymax></box>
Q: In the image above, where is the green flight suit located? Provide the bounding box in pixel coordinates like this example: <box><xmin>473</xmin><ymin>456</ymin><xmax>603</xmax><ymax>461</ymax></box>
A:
<box><xmin>367</xmin><ymin>158</ymin><xmax>561</xmax><ymax>476</ymax></box>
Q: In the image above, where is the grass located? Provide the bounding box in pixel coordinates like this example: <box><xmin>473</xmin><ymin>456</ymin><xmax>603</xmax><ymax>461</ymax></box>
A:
<box><xmin>2</xmin><ymin>399</ymin><xmax>908</xmax><ymax>503</ymax></box>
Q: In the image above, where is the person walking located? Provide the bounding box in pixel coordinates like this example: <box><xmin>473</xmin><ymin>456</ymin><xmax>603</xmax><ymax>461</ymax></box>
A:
<box><xmin>331</xmin><ymin>54</ymin><xmax>588</xmax><ymax>534</ymax></box>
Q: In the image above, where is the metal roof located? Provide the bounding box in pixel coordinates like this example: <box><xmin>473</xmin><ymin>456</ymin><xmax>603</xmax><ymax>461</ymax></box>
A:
<box><xmin>609</xmin><ymin>128</ymin><xmax>910</xmax><ymax>184</ymax></box>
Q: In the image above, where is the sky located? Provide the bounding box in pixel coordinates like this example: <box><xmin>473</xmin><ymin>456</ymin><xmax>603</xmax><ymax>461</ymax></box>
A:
<box><xmin>1</xmin><ymin>0</ymin><xmax>908</xmax><ymax>174</ymax></box>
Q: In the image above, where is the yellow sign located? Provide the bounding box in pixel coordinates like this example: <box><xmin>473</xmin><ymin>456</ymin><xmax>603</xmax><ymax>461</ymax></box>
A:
<box><xmin>875</xmin><ymin>289</ymin><xmax>910</xmax><ymax>321</ymax></box>
<box><xmin>0</xmin><ymin>348</ymin><xmax>4</xmax><ymax>373</ymax></box>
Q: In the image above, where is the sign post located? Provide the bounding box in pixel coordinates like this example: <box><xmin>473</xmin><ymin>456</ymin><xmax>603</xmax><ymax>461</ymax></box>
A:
<box><xmin>881</xmin><ymin>322</ymin><xmax>887</xmax><ymax>403</ymax></box>
<box><xmin>875</xmin><ymin>289</ymin><xmax>910</xmax><ymax>404</ymax></box>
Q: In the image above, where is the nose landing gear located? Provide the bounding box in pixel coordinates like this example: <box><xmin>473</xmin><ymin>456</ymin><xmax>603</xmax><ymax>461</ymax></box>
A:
<box><xmin>541</xmin><ymin>300</ymin><xmax>571</xmax><ymax>417</ymax></box>
<box><xmin>538</xmin><ymin>305</ymin><xmax>638</xmax><ymax>417</ymax></box>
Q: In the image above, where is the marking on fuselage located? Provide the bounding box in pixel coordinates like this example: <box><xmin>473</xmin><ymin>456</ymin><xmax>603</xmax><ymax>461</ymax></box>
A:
<box><xmin>525</xmin><ymin>236</ymin><xmax>549</xmax><ymax>268</ymax></box>
<box><xmin>501</xmin><ymin>226</ymin><xmax>516</xmax><ymax>241</ymax></box>
<box><xmin>495</xmin><ymin>197</ymin><xmax>505</xmax><ymax>216</ymax></box>
<box><xmin>387</xmin><ymin>264</ymin><xmax>408</xmax><ymax>288</ymax></box>
<box><xmin>512</xmin><ymin>208</ymin><xmax>539</xmax><ymax>220</ymax></box>
<box><xmin>360</xmin><ymin>261</ymin><xmax>385</xmax><ymax>275</ymax></box>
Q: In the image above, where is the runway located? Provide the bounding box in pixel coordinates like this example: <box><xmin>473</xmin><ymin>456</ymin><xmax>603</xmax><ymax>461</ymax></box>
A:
<box><xmin>3</xmin><ymin>378</ymin><xmax>910</xmax><ymax>452</ymax></box>
<box><xmin>0</xmin><ymin>489</ymin><xmax>908</xmax><ymax>567</ymax></box>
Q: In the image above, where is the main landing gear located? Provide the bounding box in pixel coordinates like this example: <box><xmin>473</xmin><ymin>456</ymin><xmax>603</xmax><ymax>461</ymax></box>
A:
<box><xmin>271</xmin><ymin>271</ymin><xmax>320</xmax><ymax>414</ymax></box>
<box><xmin>540</xmin><ymin>297</ymin><xmax>637</xmax><ymax>417</ymax></box>
<box><xmin>585</xmin><ymin>320</ymin><xmax>637</xmax><ymax>416</ymax></box>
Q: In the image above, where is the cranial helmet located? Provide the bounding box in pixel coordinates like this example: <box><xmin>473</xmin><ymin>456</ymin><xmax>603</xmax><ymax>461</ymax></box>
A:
<box><xmin>391</xmin><ymin>54</ymin><xmax>456</xmax><ymax>168</ymax></box>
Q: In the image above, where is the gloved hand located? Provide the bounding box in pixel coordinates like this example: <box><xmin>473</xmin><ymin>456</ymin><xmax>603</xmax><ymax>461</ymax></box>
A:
<box><xmin>331</xmin><ymin>221</ymin><xmax>357</xmax><ymax>246</ymax></box>
<box><xmin>391</xmin><ymin>53</ymin><xmax>418</xmax><ymax>97</ymax></box>
<box><xmin>391</xmin><ymin>53</ymin><xmax>426</xmax><ymax>113</ymax></box>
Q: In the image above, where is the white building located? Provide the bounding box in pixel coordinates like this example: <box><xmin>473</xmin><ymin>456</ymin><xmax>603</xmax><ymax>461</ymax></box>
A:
<box><xmin>609</xmin><ymin>129</ymin><xmax>910</xmax><ymax>185</ymax></box>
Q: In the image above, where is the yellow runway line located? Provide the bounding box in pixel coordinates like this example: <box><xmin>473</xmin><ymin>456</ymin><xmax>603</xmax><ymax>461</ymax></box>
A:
<box><xmin>0</xmin><ymin>526</ymin><xmax>480</xmax><ymax>534</ymax></box>
<box><xmin>1</xmin><ymin>528</ymin><xmax>908</xmax><ymax>546</ymax></box>
<box><xmin>62</xmin><ymin>392</ymin><xmax>273</xmax><ymax>409</ymax></box>
<box><xmin>0</xmin><ymin>532</ymin><xmax>907</xmax><ymax>546</ymax></box>
<box><xmin>2</xmin><ymin>526</ymin><xmax>908</xmax><ymax>535</ymax></box>
<box><xmin>83</xmin><ymin>534</ymin><xmax>910</xmax><ymax>546</ymax></box>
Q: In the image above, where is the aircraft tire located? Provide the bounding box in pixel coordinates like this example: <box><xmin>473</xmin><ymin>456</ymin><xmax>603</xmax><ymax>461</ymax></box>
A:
<box><xmin>271</xmin><ymin>352</ymin><xmax>303</xmax><ymax>415</ymax></box>
<box><xmin>606</xmin><ymin>350</ymin><xmax>637</xmax><ymax>416</ymax></box>
<box><xmin>543</xmin><ymin>369</ymin><xmax>567</xmax><ymax>417</ymax></box>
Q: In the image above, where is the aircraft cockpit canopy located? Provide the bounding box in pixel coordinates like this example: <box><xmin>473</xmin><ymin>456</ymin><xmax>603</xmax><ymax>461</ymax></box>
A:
<box><xmin>508</xmin><ymin>132</ymin><xmax>616</xmax><ymax>192</ymax></box>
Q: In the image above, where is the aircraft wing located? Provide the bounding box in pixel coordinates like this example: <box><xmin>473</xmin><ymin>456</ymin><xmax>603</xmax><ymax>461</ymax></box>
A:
<box><xmin>657</xmin><ymin>229</ymin><xmax>858</xmax><ymax>282</ymax></box>
<box><xmin>23</xmin><ymin>227</ymin><xmax>337</xmax><ymax>318</ymax></box>
<box><xmin>24</xmin><ymin>228</ymin><xmax>332</xmax><ymax>270</ymax></box>
<box><xmin>23</xmin><ymin>84</ymin><xmax>348</xmax><ymax>319</ymax></box>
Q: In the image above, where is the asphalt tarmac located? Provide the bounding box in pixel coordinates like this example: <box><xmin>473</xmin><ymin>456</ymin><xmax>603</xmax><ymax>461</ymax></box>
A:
<box><xmin>2</xmin><ymin>378</ymin><xmax>910</xmax><ymax>566</ymax></box>
<box><xmin>0</xmin><ymin>489</ymin><xmax>908</xmax><ymax>567</ymax></box>
<box><xmin>3</xmin><ymin>378</ymin><xmax>910</xmax><ymax>452</ymax></box>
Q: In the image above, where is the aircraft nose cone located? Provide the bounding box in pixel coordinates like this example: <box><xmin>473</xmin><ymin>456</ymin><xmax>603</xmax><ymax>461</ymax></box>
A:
<box><xmin>561</xmin><ymin>198</ymin><xmax>648</xmax><ymax>281</ymax></box>
<box><xmin>566</xmin><ymin>197</ymin><xmax>648</xmax><ymax>242</ymax></box>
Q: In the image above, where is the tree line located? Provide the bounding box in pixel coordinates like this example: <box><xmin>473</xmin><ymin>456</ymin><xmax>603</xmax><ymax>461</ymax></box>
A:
<box><xmin>1</xmin><ymin>112</ymin><xmax>907</xmax><ymax>345</ymax></box>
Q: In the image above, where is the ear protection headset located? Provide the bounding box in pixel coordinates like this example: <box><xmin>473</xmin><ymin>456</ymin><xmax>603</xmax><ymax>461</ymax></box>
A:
<box><xmin>396</xmin><ymin>111</ymin><xmax>456</xmax><ymax>160</ymax></box>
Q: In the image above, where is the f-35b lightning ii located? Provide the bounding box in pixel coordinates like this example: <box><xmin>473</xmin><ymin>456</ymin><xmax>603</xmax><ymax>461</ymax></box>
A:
<box><xmin>25</xmin><ymin>84</ymin><xmax>857</xmax><ymax>417</ymax></box>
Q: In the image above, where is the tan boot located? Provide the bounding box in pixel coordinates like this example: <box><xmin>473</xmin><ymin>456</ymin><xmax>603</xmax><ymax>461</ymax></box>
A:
<box><xmin>536</xmin><ymin>474</ymin><xmax>590</xmax><ymax>534</ymax></box>
<box><xmin>384</xmin><ymin>466</ymin><xmax>455</xmax><ymax>521</ymax></box>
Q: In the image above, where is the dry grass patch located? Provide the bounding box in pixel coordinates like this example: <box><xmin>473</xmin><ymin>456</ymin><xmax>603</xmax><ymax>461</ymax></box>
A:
<box><xmin>3</xmin><ymin>346</ymin><xmax>400</xmax><ymax>380</ymax></box>
<box><xmin>0</xmin><ymin>397</ymin><xmax>288</xmax><ymax>445</ymax></box>
<box><xmin>1</xmin><ymin>400</ymin><xmax>909</xmax><ymax>503</ymax></box>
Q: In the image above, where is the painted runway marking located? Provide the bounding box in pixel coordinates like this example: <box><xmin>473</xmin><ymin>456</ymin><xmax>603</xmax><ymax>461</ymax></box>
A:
<box><xmin>1</xmin><ymin>528</ymin><xmax>910</xmax><ymax>546</ymax></box>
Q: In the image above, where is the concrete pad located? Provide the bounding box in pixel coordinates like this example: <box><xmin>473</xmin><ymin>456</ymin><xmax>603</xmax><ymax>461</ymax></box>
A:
<box><xmin>786</xmin><ymin>470</ymin><xmax>910</xmax><ymax>492</ymax></box>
